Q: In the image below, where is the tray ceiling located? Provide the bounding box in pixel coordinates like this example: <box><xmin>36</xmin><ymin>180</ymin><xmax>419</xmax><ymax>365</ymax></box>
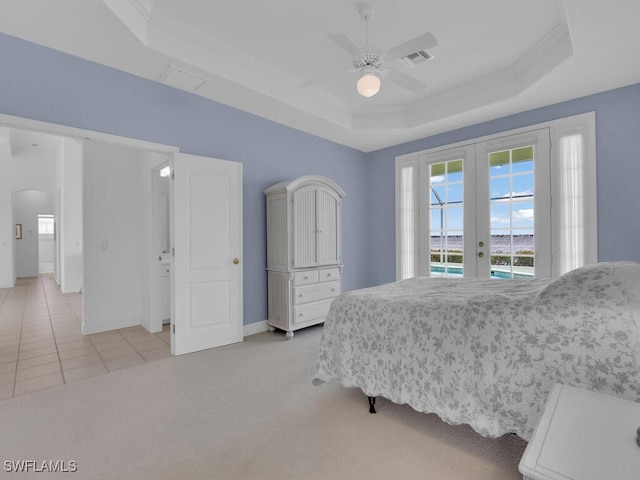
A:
<box><xmin>1</xmin><ymin>0</ymin><xmax>639</xmax><ymax>151</ymax></box>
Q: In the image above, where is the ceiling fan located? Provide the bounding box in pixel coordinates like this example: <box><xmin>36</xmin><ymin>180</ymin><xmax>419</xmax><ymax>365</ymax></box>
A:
<box><xmin>303</xmin><ymin>6</ymin><xmax>438</xmax><ymax>98</ymax></box>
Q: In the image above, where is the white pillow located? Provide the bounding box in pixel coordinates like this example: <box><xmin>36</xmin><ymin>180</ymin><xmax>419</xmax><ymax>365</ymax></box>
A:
<box><xmin>537</xmin><ymin>261</ymin><xmax>640</xmax><ymax>307</ymax></box>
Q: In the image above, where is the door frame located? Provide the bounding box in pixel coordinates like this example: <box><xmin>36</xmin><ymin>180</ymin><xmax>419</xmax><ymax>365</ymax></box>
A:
<box><xmin>396</xmin><ymin>113</ymin><xmax>596</xmax><ymax>281</ymax></box>
<box><xmin>146</xmin><ymin>160</ymin><xmax>173</xmax><ymax>334</ymax></box>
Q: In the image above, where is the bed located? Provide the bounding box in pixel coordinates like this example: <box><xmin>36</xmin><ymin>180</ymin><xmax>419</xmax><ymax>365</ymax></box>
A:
<box><xmin>312</xmin><ymin>261</ymin><xmax>640</xmax><ymax>440</ymax></box>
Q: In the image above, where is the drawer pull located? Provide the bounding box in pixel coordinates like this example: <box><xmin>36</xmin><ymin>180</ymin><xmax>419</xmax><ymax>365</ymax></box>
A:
<box><xmin>298</xmin><ymin>294</ymin><xmax>304</xmax><ymax>298</ymax></box>
<box><xmin>303</xmin><ymin>276</ymin><xmax>309</xmax><ymax>280</ymax></box>
<box><xmin>331</xmin><ymin>288</ymin><xmax>336</xmax><ymax>292</ymax></box>
<box><xmin>298</xmin><ymin>313</ymin><xmax>304</xmax><ymax>317</ymax></box>
<box><xmin>326</xmin><ymin>273</ymin><xmax>332</xmax><ymax>277</ymax></box>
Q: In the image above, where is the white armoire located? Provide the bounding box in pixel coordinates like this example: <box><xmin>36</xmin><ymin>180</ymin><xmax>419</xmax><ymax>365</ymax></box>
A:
<box><xmin>265</xmin><ymin>175</ymin><xmax>345</xmax><ymax>339</ymax></box>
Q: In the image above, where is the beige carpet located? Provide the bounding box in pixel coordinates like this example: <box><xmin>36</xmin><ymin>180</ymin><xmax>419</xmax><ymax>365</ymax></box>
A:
<box><xmin>0</xmin><ymin>325</ymin><xmax>526</xmax><ymax>479</ymax></box>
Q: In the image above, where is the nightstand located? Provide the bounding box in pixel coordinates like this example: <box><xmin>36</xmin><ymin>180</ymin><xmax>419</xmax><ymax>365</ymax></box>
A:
<box><xmin>519</xmin><ymin>383</ymin><xmax>640</xmax><ymax>480</ymax></box>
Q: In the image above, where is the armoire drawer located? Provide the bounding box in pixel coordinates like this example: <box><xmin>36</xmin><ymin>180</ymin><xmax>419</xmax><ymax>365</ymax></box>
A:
<box><xmin>293</xmin><ymin>299</ymin><xmax>334</xmax><ymax>325</ymax></box>
<box><xmin>318</xmin><ymin>267</ymin><xmax>341</xmax><ymax>283</ymax></box>
<box><xmin>293</xmin><ymin>281</ymin><xmax>340</xmax><ymax>305</ymax></box>
<box><xmin>292</xmin><ymin>270</ymin><xmax>319</xmax><ymax>286</ymax></box>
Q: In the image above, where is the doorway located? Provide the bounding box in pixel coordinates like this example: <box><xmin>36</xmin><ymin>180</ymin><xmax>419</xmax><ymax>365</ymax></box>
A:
<box><xmin>38</xmin><ymin>214</ymin><xmax>55</xmax><ymax>274</ymax></box>
<box><xmin>148</xmin><ymin>162</ymin><xmax>172</xmax><ymax>334</ymax></box>
<box><xmin>2</xmin><ymin>116</ymin><xmax>244</xmax><ymax>357</ymax></box>
<box><xmin>12</xmin><ymin>190</ymin><xmax>54</xmax><ymax>279</ymax></box>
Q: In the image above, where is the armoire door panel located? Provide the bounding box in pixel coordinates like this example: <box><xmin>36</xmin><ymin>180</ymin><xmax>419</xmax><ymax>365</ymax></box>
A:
<box><xmin>293</xmin><ymin>188</ymin><xmax>317</xmax><ymax>267</ymax></box>
<box><xmin>317</xmin><ymin>188</ymin><xmax>339</xmax><ymax>265</ymax></box>
<box><xmin>266</xmin><ymin>196</ymin><xmax>288</xmax><ymax>270</ymax></box>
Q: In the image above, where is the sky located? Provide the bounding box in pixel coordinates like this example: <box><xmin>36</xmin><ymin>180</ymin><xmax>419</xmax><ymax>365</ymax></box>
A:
<box><xmin>429</xmin><ymin>158</ymin><xmax>535</xmax><ymax>243</ymax></box>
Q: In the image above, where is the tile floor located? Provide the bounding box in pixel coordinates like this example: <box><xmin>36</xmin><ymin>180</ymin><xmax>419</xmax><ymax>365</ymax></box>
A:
<box><xmin>0</xmin><ymin>274</ymin><xmax>171</xmax><ymax>400</ymax></box>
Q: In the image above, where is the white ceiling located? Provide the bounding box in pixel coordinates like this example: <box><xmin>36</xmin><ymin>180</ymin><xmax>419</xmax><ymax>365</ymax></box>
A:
<box><xmin>0</xmin><ymin>127</ymin><xmax>62</xmax><ymax>158</ymax></box>
<box><xmin>1</xmin><ymin>0</ymin><xmax>639</xmax><ymax>152</ymax></box>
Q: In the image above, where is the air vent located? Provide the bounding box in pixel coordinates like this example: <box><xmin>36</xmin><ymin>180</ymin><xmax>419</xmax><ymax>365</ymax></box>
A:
<box><xmin>158</xmin><ymin>65</ymin><xmax>207</xmax><ymax>92</ymax></box>
<box><xmin>400</xmin><ymin>51</ymin><xmax>433</xmax><ymax>69</ymax></box>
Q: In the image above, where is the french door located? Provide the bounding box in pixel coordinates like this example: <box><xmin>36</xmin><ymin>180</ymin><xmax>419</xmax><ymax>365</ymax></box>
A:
<box><xmin>418</xmin><ymin>130</ymin><xmax>550</xmax><ymax>278</ymax></box>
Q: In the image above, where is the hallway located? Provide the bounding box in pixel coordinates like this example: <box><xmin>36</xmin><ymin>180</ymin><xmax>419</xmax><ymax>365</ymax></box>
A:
<box><xmin>0</xmin><ymin>275</ymin><xmax>170</xmax><ymax>400</ymax></box>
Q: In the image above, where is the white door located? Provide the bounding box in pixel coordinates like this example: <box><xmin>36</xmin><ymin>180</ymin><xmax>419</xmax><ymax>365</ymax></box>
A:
<box><xmin>474</xmin><ymin>132</ymin><xmax>551</xmax><ymax>278</ymax></box>
<box><xmin>171</xmin><ymin>153</ymin><xmax>243</xmax><ymax>356</ymax></box>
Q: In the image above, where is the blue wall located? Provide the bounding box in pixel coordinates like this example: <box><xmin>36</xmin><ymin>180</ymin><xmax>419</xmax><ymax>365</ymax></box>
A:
<box><xmin>366</xmin><ymin>82</ymin><xmax>640</xmax><ymax>286</ymax></box>
<box><xmin>2</xmin><ymin>32</ymin><xmax>640</xmax><ymax>322</ymax></box>
<box><xmin>0</xmin><ymin>33</ymin><xmax>369</xmax><ymax>325</ymax></box>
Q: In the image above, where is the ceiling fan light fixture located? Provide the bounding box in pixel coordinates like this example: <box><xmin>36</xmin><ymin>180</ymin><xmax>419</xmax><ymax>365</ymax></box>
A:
<box><xmin>357</xmin><ymin>69</ymin><xmax>381</xmax><ymax>97</ymax></box>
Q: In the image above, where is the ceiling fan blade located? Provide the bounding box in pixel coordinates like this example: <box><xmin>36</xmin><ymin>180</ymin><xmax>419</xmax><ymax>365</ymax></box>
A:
<box><xmin>328</xmin><ymin>33</ymin><xmax>363</xmax><ymax>59</ymax></box>
<box><xmin>385</xmin><ymin>68</ymin><xmax>427</xmax><ymax>94</ymax></box>
<box><xmin>382</xmin><ymin>32</ymin><xmax>438</xmax><ymax>62</ymax></box>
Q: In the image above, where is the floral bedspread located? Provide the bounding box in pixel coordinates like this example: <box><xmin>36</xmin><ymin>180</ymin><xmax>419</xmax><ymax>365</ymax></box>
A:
<box><xmin>313</xmin><ymin>262</ymin><xmax>640</xmax><ymax>440</ymax></box>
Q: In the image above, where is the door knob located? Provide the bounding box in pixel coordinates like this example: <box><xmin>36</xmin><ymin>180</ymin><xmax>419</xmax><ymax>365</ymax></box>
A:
<box><xmin>233</xmin><ymin>258</ymin><xmax>240</xmax><ymax>265</ymax></box>
<box><xmin>478</xmin><ymin>252</ymin><xmax>484</xmax><ymax>258</ymax></box>
<box><xmin>478</xmin><ymin>241</ymin><xmax>484</xmax><ymax>247</ymax></box>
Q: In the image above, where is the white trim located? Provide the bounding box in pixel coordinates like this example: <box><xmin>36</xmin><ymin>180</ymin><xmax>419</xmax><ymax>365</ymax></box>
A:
<box><xmin>243</xmin><ymin>320</ymin><xmax>269</xmax><ymax>337</ymax></box>
<box><xmin>0</xmin><ymin>113</ymin><xmax>179</xmax><ymax>154</ymax></box>
<box><xmin>82</xmin><ymin>319</ymin><xmax>141</xmax><ymax>335</ymax></box>
<box><xmin>396</xmin><ymin>114</ymin><xmax>591</xmax><ymax>164</ymax></box>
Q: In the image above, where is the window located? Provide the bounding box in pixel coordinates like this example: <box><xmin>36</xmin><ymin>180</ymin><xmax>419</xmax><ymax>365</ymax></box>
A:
<box><xmin>396</xmin><ymin>112</ymin><xmax>596</xmax><ymax>280</ymax></box>
<box><xmin>38</xmin><ymin>215</ymin><xmax>55</xmax><ymax>235</ymax></box>
<box><xmin>428</xmin><ymin>159</ymin><xmax>464</xmax><ymax>276</ymax></box>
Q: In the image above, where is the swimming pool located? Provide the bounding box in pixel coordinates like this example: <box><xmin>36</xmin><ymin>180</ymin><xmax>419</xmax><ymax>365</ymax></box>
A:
<box><xmin>430</xmin><ymin>265</ymin><xmax>533</xmax><ymax>279</ymax></box>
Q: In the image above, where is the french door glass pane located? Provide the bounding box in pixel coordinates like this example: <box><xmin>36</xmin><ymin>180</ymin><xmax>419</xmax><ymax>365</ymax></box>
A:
<box><xmin>447</xmin><ymin>183</ymin><xmax>463</xmax><ymax>203</ymax></box>
<box><xmin>429</xmin><ymin>159</ymin><xmax>463</xmax><ymax>276</ymax></box>
<box><xmin>488</xmin><ymin>146</ymin><xmax>535</xmax><ymax>279</ymax></box>
<box><xmin>490</xmin><ymin>176</ymin><xmax>511</xmax><ymax>198</ymax></box>
<box><xmin>512</xmin><ymin>200</ymin><xmax>534</xmax><ymax>228</ymax></box>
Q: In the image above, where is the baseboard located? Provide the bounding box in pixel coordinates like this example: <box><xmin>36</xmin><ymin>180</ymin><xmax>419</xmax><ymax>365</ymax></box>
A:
<box><xmin>82</xmin><ymin>319</ymin><xmax>140</xmax><ymax>335</ymax></box>
<box><xmin>243</xmin><ymin>320</ymin><xmax>268</xmax><ymax>337</ymax></box>
<box><xmin>82</xmin><ymin>318</ymin><xmax>268</xmax><ymax>337</ymax></box>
